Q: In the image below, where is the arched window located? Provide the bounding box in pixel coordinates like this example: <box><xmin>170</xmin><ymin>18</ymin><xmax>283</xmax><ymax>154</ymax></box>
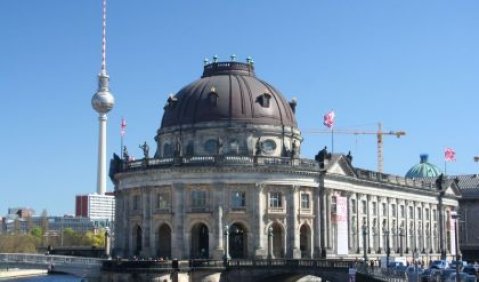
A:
<box><xmin>229</xmin><ymin>223</ymin><xmax>247</xmax><ymax>259</ymax></box>
<box><xmin>156</xmin><ymin>224</ymin><xmax>171</xmax><ymax>259</ymax></box>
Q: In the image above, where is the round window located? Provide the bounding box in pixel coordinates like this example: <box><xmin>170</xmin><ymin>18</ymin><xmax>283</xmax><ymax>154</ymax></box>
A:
<box><xmin>261</xmin><ymin>139</ymin><xmax>276</xmax><ymax>154</ymax></box>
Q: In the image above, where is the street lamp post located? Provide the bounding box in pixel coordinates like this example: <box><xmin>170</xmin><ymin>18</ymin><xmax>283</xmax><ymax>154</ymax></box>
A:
<box><xmin>362</xmin><ymin>224</ymin><xmax>368</xmax><ymax>262</ymax></box>
<box><xmin>451</xmin><ymin>211</ymin><xmax>461</xmax><ymax>282</ymax></box>
<box><xmin>267</xmin><ymin>226</ymin><xmax>274</xmax><ymax>260</ymax></box>
<box><xmin>223</xmin><ymin>224</ymin><xmax>231</xmax><ymax>262</ymax></box>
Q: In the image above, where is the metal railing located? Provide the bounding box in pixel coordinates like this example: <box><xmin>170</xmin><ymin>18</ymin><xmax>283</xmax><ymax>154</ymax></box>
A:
<box><xmin>0</xmin><ymin>253</ymin><xmax>103</xmax><ymax>267</ymax></box>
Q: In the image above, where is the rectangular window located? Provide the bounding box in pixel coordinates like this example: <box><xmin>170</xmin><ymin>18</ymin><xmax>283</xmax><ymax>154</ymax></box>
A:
<box><xmin>372</xmin><ymin>202</ymin><xmax>377</xmax><ymax>216</ymax></box>
<box><xmin>157</xmin><ymin>193</ymin><xmax>169</xmax><ymax>209</ymax></box>
<box><xmin>192</xmin><ymin>191</ymin><xmax>207</xmax><ymax>207</ymax></box>
<box><xmin>269</xmin><ymin>192</ymin><xmax>282</xmax><ymax>208</ymax></box>
<box><xmin>409</xmin><ymin>206</ymin><xmax>413</xmax><ymax>218</ymax></box>
<box><xmin>425</xmin><ymin>208</ymin><xmax>430</xmax><ymax>220</ymax></box>
<box><xmin>417</xmin><ymin>207</ymin><xmax>422</xmax><ymax>220</ymax></box>
<box><xmin>391</xmin><ymin>204</ymin><xmax>397</xmax><ymax>217</ymax></box>
<box><xmin>133</xmin><ymin>195</ymin><xmax>140</xmax><ymax>210</ymax></box>
<box><xmin>400</xmin><ymin>205</ymin><xmax>405</xmax><ymax>218</ymax></box>
<box><xmin>382</xmin><ymin>203</ymin><xmax>387</xmax><ymax>216</ymax></box>
<box><xmin>362</xmin><ymin>200</ymin><xmax>367</xmax><ymax>214</ymax></box>
<box><xmin>351</xmin><ymin>199</ymin><xmax>356</xmax><ymax>214</ymax></box>
<box><xmin>232</xmin><ymin>191</ymin><xmax>246</xmax><ymax>208</ymax></box>
<box><xmin>432</xmin><ymin>209</ymin><xmax>437</xmax><ymax>221</ymax></box>
<box><xmin>331</xmin><ymin>196</ymin><xmax>337</xmax><ymax>213</ymax></box>
<box><xmin>301</xmin><ymin>193</ymin><xmax>310</xmax><ymax>209</ymax></box>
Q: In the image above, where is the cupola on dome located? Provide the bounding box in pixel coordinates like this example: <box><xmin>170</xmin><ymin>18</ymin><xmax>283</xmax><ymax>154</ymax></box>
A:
<box><xmin>160</xmin><ymin>59</ymin><xmax>297</xmax><ymax>129</ymax></box>
<box><xmin>405</xmin><ymin>154</ymin><xmax>442</xmax><ymax>178</ymax></box>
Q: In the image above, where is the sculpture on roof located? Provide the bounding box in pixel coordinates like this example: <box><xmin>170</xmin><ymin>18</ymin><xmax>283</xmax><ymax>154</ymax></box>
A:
<box><xmin>139</xmin><ymin>141</ymin><xmax>149</xmax><ymax>159</ymax></box>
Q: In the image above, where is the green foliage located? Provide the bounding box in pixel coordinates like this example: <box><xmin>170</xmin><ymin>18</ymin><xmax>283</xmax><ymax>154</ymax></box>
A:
<box><xmin>30</xmin><ymin>226</ymin><xmax>43</xmax><ymax>239</ymax></box>
<box><xmin>0</xmin><ymin>225</ymin><xmax>107</xmax><ymax>253</ymax></box>
<box><xmin>82</xmin><ymin>230</ymin><xmax>105</xmax><ymax>247</ymax></box>
<box><xmin>0</xmin><ymin>234</ymin><xmax>39</xmax><ymax>253</ymax></box>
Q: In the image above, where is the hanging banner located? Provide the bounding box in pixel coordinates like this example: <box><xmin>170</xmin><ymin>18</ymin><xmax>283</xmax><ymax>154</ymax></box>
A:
<box><xmin>449</xmin><ymin>214</ymin><xmax>456</xmax><ymax>255</ymax></box>
<box><xmin>336</xmin><ymin>196</ymin><xmax>349</xmax><ymax>255</ymax></box>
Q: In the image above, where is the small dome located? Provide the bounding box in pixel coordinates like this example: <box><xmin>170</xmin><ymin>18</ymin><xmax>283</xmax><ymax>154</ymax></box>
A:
<box><xmin>160</xmin><ymin>61</ymin><xmax>297</xmax><ymax>129</ymax></box>
<box><xmin>405</xmin><ymin>154</ymin><xmax>442</xmax><ymax>178</ymax></box>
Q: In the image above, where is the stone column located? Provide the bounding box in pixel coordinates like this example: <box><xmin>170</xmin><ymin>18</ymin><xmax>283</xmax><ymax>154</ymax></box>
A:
<box><xmin>172</xmin><ymin>183</ymin><xmax>186</xmax><ymax>259</ymax></box>
<box><xmin>412</xmin><ymin>201</ymin><xmax>417</xmax><ymax>253</ymax></box>
<box><xmin>421</xmin><ymin>203</ymin><xmax>426</xmax><ymax>253</ymax></box>
<box><xmin>143</xmin><ymin>189</ymin><xmax>152</xmax><ymax>257</ymax></box>
<box><xmin>366</xmin><ymin>195</ymin><xmax>373</xmax><ymax>254</ymax></box>
<box><xmin>386</xmin><ymin>197</ymin><xmax>391</xmax><ymax>253</ymax></box>
<box><xmin>319</xmin><ymin>185</ymin><xmax>328</xmax><ymax>258</ymax></box>
<box><xmin>291</xmin><ymin>186</ymin><xmax>301</xmax><ymax>258</ymax></box>
<box><xmin>325</xmin><ymin>189</ymin><xmax>332</xmax><ymax>251</ymax></box>
<box><xmin>212</xmin><ymin>183</ymin><xmax>225</xmax><ymax>260</ymax></box>
<box><xmin>314</xmin><ymin>173</ymin><xmax>323</xmax><ymax>258</ymax></box>
<box><xmin>378</xmin><ymin>197</ymin><xmax>384</xmax><ymax>254</ymax></box>
<box><xmin>254</xmin><ymin>184</ymin><xmax>266</xmax><ymax>258</ymax></box>
<box><xmin>404</xmin><ymin>200</ymin><xmax>409</xmax><ymax>253</ymax></box>
<box><xmin>346</xmin><ymin>192</ymin><xmax>354</xmax><ymax>253</ymax></box>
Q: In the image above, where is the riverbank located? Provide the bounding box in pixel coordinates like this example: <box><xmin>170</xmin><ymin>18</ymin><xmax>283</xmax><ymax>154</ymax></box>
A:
<box><xmin>0</xmin><ymin>268</ymin><xmax>47</xmax><ymax>279</ymax></box>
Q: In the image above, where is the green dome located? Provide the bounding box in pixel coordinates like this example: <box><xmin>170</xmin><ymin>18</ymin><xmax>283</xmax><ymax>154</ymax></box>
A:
<box><xmin>405</xmin><ymin>154</ymin><xmax>442</xmax><ymax>178</ymax></box>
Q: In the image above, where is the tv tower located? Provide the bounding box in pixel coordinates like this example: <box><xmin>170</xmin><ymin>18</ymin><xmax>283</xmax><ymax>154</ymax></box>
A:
<box><xmin>91</xmin><ymin>0</ymin><xmax>114</xmax><ymax>195</ymax></box>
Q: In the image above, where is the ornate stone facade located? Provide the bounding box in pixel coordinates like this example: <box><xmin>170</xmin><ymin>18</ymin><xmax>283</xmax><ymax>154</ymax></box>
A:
<box><xmin>110</xmin><ymin>60</ymin><xmax>460</xmax><ymax>262</ymax></box>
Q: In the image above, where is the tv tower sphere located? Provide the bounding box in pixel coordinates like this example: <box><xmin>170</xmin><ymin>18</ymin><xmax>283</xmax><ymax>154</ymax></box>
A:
<box><xmin>91</xmin><ymin>74</ymin><xmax>115</xmax><ymax>114</ymax></box>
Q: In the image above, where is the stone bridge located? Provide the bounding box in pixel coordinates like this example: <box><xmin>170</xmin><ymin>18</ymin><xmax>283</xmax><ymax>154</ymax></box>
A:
<box><xmin>102</xmin><ymin>258</ymin><xmax>354</xmax><ymax>282</ymax></box>
<box><xmin>0</xmin><ymin>253</ymin><xmax>102</xmax><ymax>279</ymax></box>
<box><xmin>0</xmin><ymin>253</ymin><xmax>354</xmax><ymax>282</ymax></box>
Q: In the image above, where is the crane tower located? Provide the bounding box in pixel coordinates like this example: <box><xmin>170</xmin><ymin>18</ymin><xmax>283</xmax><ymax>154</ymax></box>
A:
<box><xmin>306</xmin><ymin>123</ymin><xmax>406</xmax><ymax>173</ymax></box>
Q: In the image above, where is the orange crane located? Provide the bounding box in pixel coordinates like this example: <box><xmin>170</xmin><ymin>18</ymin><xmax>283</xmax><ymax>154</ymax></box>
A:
<box><xmin>305</xmin><ymin>123</ymin><xmax>406</xmax><ymax>173</ymax></box>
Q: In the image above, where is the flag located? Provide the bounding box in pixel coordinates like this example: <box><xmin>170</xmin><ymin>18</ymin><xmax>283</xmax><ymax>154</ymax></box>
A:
<box><xmin>444</xmin><ymin>147</ymin><xmax>456</xmax><ymax>162</ymax></box>
<box><xmin>120</xmin><ymin>117</ymin><xmax>127</xmax><ymax>137</ymax></box>
<box><xmin>323</xmin><ymin>110</ymin><xmax>335</xmax><ymax>129</ymax></box>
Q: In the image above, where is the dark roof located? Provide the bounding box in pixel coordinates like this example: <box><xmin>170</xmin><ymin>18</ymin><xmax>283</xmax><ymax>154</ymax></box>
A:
<box><xmin>453</xmin><ymin>174</ymin><xmax>479</xmax><ymax>197</ymax></box>
<box><xmin>161</xmin><ymin>61</ymin><xmax>297</xmax><ymax>129</ymax></box>
<box><xmin>412</xmin><ymin>174</ymin><xmax>479</xmax><ymax>198</ymax></box>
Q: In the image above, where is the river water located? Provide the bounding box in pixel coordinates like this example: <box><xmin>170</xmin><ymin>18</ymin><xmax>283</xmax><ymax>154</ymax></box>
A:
<box><xmin>0</xmin><ymin>274</ymin><xmax>83</xmax><ymax>281</ymax></box>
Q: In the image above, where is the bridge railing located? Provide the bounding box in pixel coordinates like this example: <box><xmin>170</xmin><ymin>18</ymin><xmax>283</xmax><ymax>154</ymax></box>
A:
<box><xmin>101</xmin><ymin>258</ymin><xmax>355</xmax><ymax>272</ymax></box>
<box><xmin>226</xmin><ymin>259</ymin><xmax>355</xmax><ymax>269</ymax></box>
<box><xmin>0</xmin><ymin>253</ymin><xmax>103</xmax><ymax>267</ymax></box>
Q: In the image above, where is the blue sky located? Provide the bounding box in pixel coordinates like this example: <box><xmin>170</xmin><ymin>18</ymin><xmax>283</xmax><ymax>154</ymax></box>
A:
<box><xmin>1</xmin><ymin>1</ymin><xmax>478</xmax><ymax>216</ymax></box>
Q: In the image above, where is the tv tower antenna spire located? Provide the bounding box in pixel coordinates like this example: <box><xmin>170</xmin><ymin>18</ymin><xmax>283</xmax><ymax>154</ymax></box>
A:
<box><xmin>91</xmin><ymin>0</ymin><xmax>115</xmax><ymax>195</ymax></box>
<box><xmin>100</xmin><ymin>0</ymin><xmax>107</xmax><ymax>76</ymax></box>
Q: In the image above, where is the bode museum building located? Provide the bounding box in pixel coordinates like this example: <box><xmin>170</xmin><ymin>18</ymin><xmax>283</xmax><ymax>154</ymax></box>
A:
<box><xmin>109</xmin><ymin>59</ymin><xmax>461</xmax><ymax>262</ymax></box>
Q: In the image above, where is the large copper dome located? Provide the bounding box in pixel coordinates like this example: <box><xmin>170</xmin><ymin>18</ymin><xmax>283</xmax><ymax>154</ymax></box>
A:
<box><xmin>160</xmin><ymin>61</ymin><xmax>297</xmax><ymax>129</ymax></box>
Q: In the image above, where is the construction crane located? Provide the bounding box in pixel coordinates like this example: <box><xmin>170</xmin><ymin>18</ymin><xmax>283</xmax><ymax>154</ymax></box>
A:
<box><xmin>305</xmin><ymin>123</ymin><xmax>406</xmax><ymax>173</ymax></box>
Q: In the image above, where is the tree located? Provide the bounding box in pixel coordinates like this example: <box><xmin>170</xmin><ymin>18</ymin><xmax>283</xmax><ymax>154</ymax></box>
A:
<box><xmin>31</xmin><ymin>226</ymin><xmax>43</xmax><ymax>241</ymax></box>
